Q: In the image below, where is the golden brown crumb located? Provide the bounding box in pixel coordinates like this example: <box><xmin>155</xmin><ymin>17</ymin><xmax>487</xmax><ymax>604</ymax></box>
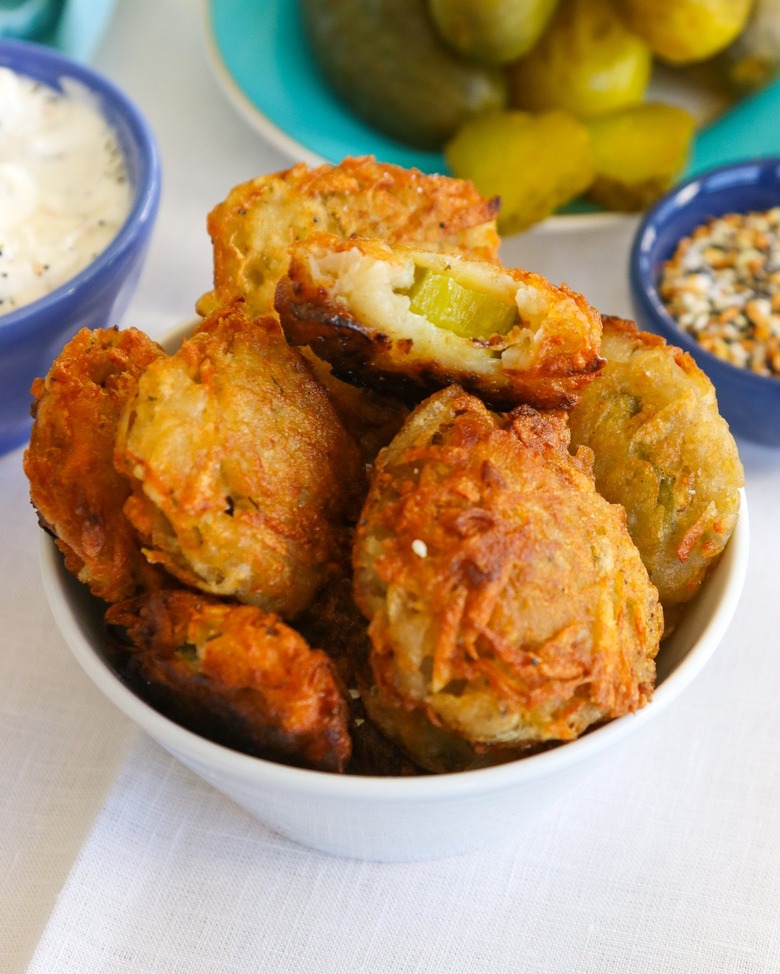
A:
<box><xmin>106</xmin><ymin>589</ymin><xmax>352</xmax><ymax>772</ymax></box>
<box><xmin>24</xmin><ymin>326</ymin><xmax>169</xmax><ymax>602</ymax></box>
<box><xmin>196</xmin><ymin>155</ymin><xmax>501</xmax><ymax>319</ymax></box>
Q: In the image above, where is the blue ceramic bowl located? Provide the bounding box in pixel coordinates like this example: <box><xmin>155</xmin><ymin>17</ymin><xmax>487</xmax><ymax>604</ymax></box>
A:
<box><xmin>0</xmin><ymin>38</ymin><xmax>161</xmax><ymax>455</ymax></box>
<box><xmin>630</xmin><ymin>157</ymin><xmax>780</xmax><ymax>448</ymax></box>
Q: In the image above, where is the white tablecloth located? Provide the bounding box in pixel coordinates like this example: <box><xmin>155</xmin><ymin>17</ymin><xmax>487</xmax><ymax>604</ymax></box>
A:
<box><xmin>3</xmin><ymin>2</ymin><xmax>780</xmax><ymax>971</ymax></box>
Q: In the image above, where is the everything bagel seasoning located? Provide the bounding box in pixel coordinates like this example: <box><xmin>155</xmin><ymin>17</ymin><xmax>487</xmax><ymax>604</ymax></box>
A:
<box><xmin>658</xmin><ymin>207</ymin><xmax>780</xmax><ymax>377</ymax></box>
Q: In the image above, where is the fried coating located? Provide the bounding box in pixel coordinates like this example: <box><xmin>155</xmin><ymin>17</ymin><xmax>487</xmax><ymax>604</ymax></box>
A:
<box><xmin>195</xmin><ymin>155</ymin><xmax>501</xmax><ymax>319</ymax></box>
<box><xmin>358</xmin><ymin>682</ymin><xmax>553</xmax><ymax>775</ymax></box>
<box><xmin>23</xmin><ymin>327</ymin><xmax>169</xmax><ymax>603</ymax></box>
<box><xmin>105</xmin><ymin>590</ymin><xmax>352</xmax><ymax>772</ymax></box>
<box><xmin>568</xmin><ymin>315</ymin><xmax>744</xmax><ymax>629</ymax></box>
<box><xmin>275</xmin><ymin>234</ymin><xmax>603</xmax><ymax>411</ymax></box>
<box><xmin>114</xmin><ymin>300</ymin><xmax>364</xmax><ymax>619</ymax></box>
<box><xmin>293</xmin><ymin>570</ymin><xmax>424</xmax><ymax>776</ymax></box>
<box><xmin>298</xmin><ymin>347</ymin><xmax>410</xmax><ymax>466</ymax></box>
<box><xmin>353</xmin><ymin>386</ymin><xmax>661</xmax><ymax>767</ymax></box>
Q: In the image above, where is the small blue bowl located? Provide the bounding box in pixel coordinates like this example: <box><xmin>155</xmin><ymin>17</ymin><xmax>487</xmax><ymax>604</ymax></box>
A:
<box><xmin>0</xmin><ymin>38</ymin><xmax>161</xmax><ymax>455</ymax></box>
<box><xmin>630</xmin><ymin>157</ymin><xmax>780</xmax><ymax>448</ymax></box>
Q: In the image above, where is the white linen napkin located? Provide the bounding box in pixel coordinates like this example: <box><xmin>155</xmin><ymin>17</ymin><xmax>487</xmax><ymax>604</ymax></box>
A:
<box><xmin>0</xmin><ymin>447</ymin><xmax>137</xmax><ymax>973</ymax></box>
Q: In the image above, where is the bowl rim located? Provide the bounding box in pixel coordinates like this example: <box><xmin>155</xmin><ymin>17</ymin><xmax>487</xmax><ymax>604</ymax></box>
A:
<box><xmin>630</xmin><ymin>155</ymin><xmax>780</xmax><ymax>390</ymax></box>
<box><xmin>39</xmin><ymin>485</ymin><xmax>749</xmax><ymax>803</ymax></box>
<box><xmin>0</xmin><ymin>37</ymin><xmax>161</xmax><ymax>334</ymax></box>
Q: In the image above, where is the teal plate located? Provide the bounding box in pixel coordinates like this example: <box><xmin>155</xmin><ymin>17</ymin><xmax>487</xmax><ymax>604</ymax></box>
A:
<box><xmin>206</xmin><ymin>0</ymin><xmax>780</xmax><ymax>194</ymax></box>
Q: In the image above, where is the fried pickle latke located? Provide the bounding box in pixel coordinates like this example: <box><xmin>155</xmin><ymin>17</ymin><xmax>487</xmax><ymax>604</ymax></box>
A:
<box><xmin>275</xmin><ymin>233</ymin><xmax>603</xmax><ymax>411</ymax></box>
<box><xmin>114</xmin><ymin>300</ymin><xmax>364</xmax><ymax>619</ymax></box>
<box><xmin>568</xmin><ymin>316</ymin><xmax>744</xmax><ymax>630</ymax></box>
<box><xmin>105</xmin><ymin>590</ymin><xmax>352</xmax><ymax>773</ymax></box>
<box><xmin>353</xmin><ymin>386</ymin><xmax>662</xmax><ymax>770</ymax></box>
<box><xmin>196</xmin><ymin>156</ymin><xmax>501</xmax><ymax>319</ymax></box>
<box><xmin>24</xmin><ymin>327</ymin><xmax>169</xmax><ymax>603</ymax></box>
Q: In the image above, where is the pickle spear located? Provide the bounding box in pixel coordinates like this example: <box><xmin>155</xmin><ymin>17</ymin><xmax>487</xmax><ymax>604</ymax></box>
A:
<box><xmin>299</xmin><ymin>0</ymin><xmax>507</xmax><ymax>150</ymax></box>
<box><xmin>427</xmin><ymin>0</ymin><xmax>560</xmax><ymax>66</ymax></box>
<box><xmin>405</xmin><ymin>268</ymin><xmax>516</xmax><ymax>338</ymax></box>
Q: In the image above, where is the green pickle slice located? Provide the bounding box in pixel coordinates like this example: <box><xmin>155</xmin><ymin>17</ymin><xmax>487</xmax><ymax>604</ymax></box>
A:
<box><xmin>445</xmin><ymin>110</ymin><xmax>595</xmax><ymax>233</ymax></box>
<box><xmin>404</xmin><ymin>268</ymin><xmax>516</xmax><ymax>339</ymax></box>
<box><xmin>585</xmin><ymin>102</ymin><xmax>695</xmax><ymax>211</ymax></box>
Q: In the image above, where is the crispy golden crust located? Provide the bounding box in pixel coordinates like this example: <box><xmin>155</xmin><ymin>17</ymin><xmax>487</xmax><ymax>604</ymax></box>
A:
<box><xmin>23</xmin><ymin>327</ymin><xmax>169</xmax><ymax>603</ymax></box>
<box><xmin>105</xmin><ymin>590</ymin><xmax>352</xmax><ymax>772</ymax></box>
<box><xmin>292</xmin><ymin>569</ymin><xmax>424</xmax><ymax>776</ymax></box>
<box><xmin>358</xmin><ymin>683</ymin><xmax>554</xmax><ymax>775</ymax></box>
<box><xmin>353</xmin><ymin>386</ymin><xmax>661</xmax><ymax>764</ymax></box>
<box><xmin>298</xmin><ymin>347</ymin><xmax>410</xmax><ymax>466</ymax></box>
<box><xmin>114</xmin><ymin>300</ymin><xmax>365</xmax><ymax>619</ymax></box>
<box><xmin>568</xmin><ymin>315</ymin><xmax>744</xmax><ymax>626</ymax></box>
<box><xmin>275</xmin><ymin>234</ymin><xmax>603</xmax><ymax>410</ymax></box>
<box><xmin>196</xmin><ymin>155</ymin><xmax>501</xmax><ymax>319</ymax></box>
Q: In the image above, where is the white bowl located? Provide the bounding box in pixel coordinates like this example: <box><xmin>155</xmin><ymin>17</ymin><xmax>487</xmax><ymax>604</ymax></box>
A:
<box><xmin>38</xmin><ymin>474</ymin><xmax>748</xmax><ymax>861</ymax></box>
<box><xmin>37</xmin><ymin>316</ymin><xmax>750</xmax><ymax>861</ymax></box>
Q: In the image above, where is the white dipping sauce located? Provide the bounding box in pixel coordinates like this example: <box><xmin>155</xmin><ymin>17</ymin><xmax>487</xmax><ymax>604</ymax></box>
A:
<box><xmin>0</xmin><ymin>66</ymin><xmax>132</xmax><ymax>315</ymax></box>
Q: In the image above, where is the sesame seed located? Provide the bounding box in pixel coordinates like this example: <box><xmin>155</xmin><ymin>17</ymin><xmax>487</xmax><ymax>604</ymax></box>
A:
<box><xmin>411</xmin><ymin>539</ymin><xmax>428</xmax><ymax>558</ymax></box>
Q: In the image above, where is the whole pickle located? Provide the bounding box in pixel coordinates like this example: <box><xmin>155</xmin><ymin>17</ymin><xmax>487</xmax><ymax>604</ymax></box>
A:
<box><xmin>585</xmin><ymin>103</ymin><xmax>696</xmax><ymax>211</ymax></box>
<box><xmin>508</xmin><ymin>0</ymin><xmax>652</xmax><ymax>119</ymax></box>
<box><xmin>445</xmin><ymin>109</ymin><xmax>595</xmax><ymax>234</ymax></box>
<box><xmin>613</xmin><ymin>0</ymin><xmax>753</xmax><ymax>65</ymax></box>
<box><xmin>299</xmin><ymin>0</ymin><xmax>507</xmax><ymax>150</ymax></box>
<box><xmin>715</xmin><ymin>0</ymin><xmax>780</xmax><ymax>93</ymax></box>
<box><xmin>427</xmin><ymin>0</ymin><xmax>560</xmax><ymax>66</ymax></box>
